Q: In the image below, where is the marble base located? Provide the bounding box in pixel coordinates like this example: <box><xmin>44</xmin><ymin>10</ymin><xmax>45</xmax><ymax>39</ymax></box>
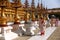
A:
<box><xmin>7</xmin><ymin>22</ymin><xmax>14</xmax><ymax>25</ymax></box>
<box><xmin>0</xmin><ymin>26</ymin><xmax>18</xmax><ymax>40</ymax></box>
<box><xmin>12</xmin><ymin>24</ymin><xmax>26</xmax><ymax>36</ymax></box>
<box><xmin>25</xmin><ymin>21</ymin><xmax>39</xmax><ymax>36</ymax></box>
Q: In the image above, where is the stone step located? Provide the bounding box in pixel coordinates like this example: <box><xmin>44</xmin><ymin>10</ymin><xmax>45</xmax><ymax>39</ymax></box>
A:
<box><xmin>0</xmin><ymin>32</ymin><xmax>18</xmax><ymax>40</ymax></box>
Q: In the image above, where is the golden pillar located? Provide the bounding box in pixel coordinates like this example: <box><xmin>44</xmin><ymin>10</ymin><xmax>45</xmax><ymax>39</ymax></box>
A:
<box><xmin>24</xmin><ymin>9</ymin><xmax>28</xmax><ymax>23</ymax></box>
<box><xmin>31</xmin><ymin>11</ymin><xmax>35</xmax><ymax>21</ymax></box>
<box><xmin>39</xmin><ymin>12</ymin><xmax>43</xmax><ymax>18</ymax></box>
<box><xmin>30</xmin><ymin>8</ymin><xmax>35</xmax><ymax>21</ymax></box>
<box><xmin>12</xmin><ymin>0</ymin><xmax>22</xmax><ymax>24</ymax></box>
<box><xmin>14</xmin><ymin>7</ymin><xmax>20</xmax><ymax>24</ymax></box>
<box><xmin>0</xmin><ymin>5</ymin><xmax>7</xmax><ymax>27</ymax></box>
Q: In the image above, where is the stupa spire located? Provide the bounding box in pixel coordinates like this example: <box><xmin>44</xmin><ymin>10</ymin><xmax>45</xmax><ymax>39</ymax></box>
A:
<box><xmin>37</xmin><ymin>0</ymin><xmax>40</xmax><ymax>8</ymax></box>
<box><xmin>24</xmin><ymin>0</ymin><xmax>29</xmax><ymax>8</ymax></box>
<box><xmin>41</xmin><ymin>0</ymin><xmax>43</xmax><ymax>9</ymax></box>
<box><xmin>12</xmin><ymin>0</ymin><xmax>22</xmax><ymax>7</ymax></box>
<box><xmin>31</xmin><ymin>0</ymin><xmax>35</xmax><ymax>8</ymax></box>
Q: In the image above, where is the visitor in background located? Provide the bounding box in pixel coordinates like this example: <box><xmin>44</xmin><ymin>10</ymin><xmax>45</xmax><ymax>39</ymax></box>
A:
<box><xmin>50</xmin><ymin>15</ymin><xmax>56</xmax><ymax>27</ymax></box>
<box><xmin>55</xmin><ymin>18</ymin><xmax>59</xmax><ymax>27</ymax></box>
<box><xmin>39</xmin><ymin>17</ymin><xmax>45</xmax><ymax>35</ymax></box>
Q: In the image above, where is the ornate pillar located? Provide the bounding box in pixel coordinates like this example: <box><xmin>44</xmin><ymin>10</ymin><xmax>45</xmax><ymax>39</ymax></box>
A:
<box><xmin>31</xmin><ymin>10</ymin><xmax>35</xmax><ymax>21</ymax></box>
<box><xmin>12</xmin><ymin>0</ymin><xmax>22</xmax><ymax>24</ymax></box>
<box><xmin>0</xmin><ymin>2</ymin><xmax>7</xmax><ymax>27</ymax></box>
<box><xmin>24</xmin><ymin>0</ymin><xmax>29</xmax><ymax>23</ymax></box>
<box><xmin>31</xmin><ymin>0</ymin><xmax>35</xmax><ymax>21</ymax></box>
<box><xmin>24</xmin><ymin>9</ymin><xmax>28</xmax><ymax>23</ymax></box>
<box><xmin>14</xmin><ymin>7</ymin><xmax>20</xmax><ymax>24</ymax></box>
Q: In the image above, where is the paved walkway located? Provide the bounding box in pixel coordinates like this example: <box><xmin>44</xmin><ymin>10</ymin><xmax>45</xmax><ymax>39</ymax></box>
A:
<box><xmin>48</xmin><ymin>26</ymin><xmax>60</xmax><ymax>40</ymax></box>
<box><xmin>13</xmin><ymin>21</ymin><xmax>60</xmax><ymax>40</ymax></box>
<box><xmin>13</xmin><ymin>27</ymin><xmax>57</xmax><ymax>40</ymax></box>
<box><xmin>28</xmin><ymin>27</ymin><xmax>56</xmax><ymax>40</ymax></box>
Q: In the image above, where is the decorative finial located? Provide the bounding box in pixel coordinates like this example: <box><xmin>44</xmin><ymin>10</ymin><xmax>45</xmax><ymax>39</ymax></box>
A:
<box><xmin>37</xmin><ymin>0</ymin><xmax>40</xmax><ymax>8</ymax></box>
<box><xmin>24</xmin><ymin>0</ymin><xmax>29</xmax><ymax>8</ymax></box>
<box><xmin>31</xmin><ymin>0</ymin><xmax>35</xmax><ymax>8</ymax></box>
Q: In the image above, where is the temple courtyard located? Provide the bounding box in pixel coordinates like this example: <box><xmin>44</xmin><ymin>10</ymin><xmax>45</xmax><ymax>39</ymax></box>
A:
<box><xmin>0</xmin><ymin>21</ymin><xmax>60</xmax><ymax>40</ymax></box>
<box><xmin>0</xmin><ymin>0</ymin><xmax>60</xmax><ymax>40</ymax></box>
<box><xmin>12</xmin><ymin>21</ymin><xmax>60</xmax><ymax>40</ymax></box>
<box><xmin>13</xmin><ymin>27</ymin><xmax>60</xmax><ymax>40</ymax></box>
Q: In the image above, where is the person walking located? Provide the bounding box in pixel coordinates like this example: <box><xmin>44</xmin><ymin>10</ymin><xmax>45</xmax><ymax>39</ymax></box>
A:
<box><xmin>39</xmin><ymin>17</ymin><xmax>45</xmax><ymax>35</ymax></box>
<box><xmin>55</xmin><ymin>18</ymin><xmax>59</xmax><ymax>27</ymax></box>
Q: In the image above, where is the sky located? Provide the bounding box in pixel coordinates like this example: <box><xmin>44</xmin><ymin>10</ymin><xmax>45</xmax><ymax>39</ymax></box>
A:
<box><xmin>10</xmin><ymin>0</ymin><xmax>60</xmax><ymax>9</ymax></box>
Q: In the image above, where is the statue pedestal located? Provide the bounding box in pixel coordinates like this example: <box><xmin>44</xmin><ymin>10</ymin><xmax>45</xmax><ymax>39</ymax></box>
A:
<box><xmin>0</xmin><ymin>26</ymin><xmax>18</xmax><ymax>40</ymax></box>
<box><xmin>25</xmin><ymin>21</ymin><xmax>39</xmax><ymax>36</ymax></box>
<box><xmin>12</xmin><ymin>24</ymin><xmax>19</xmax><ymax>31</ymax></box>
<box><xmin>12</xmin><ymin>23</ymin><xmax>26</xmax><ymax>36</ymax></box>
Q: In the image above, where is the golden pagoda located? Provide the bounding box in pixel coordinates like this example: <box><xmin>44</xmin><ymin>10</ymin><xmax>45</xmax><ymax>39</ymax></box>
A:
<box><xmin>11</xmin><ymin>0</ymin><xmax>26</xmax><ymax>24</ymax></box>
<box><xmin>24</xmin><ymin>0</ymin><xmax>30</xmax><ymax>23</ymax></box>
<box><xmin>30</xmin><ymin>0</ymin><xmax>36</xmax><ymax>21</ymax></box>
<box><xmin>36</xmin><ymin>0</ymin><xmax>41</xmax><ymax>20</ymax></box>
<box><xmin>0</xmin><ymin>0</ymin><xmax>49</xmax><ymax>25</ymax></box>
<box><xmin>0</xmin><ymin>0</ymin><xmax>9</xmax><ymax>27</ymax></box>
<box><xmin>4</xmin><ymin>0</ymin><xmax>14</xmax><ymax>22</ymax></box>
<box><xmin>40</xmin><ymin>0</ymin><xmax>47</xmax><ymax>19</ymax></box>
